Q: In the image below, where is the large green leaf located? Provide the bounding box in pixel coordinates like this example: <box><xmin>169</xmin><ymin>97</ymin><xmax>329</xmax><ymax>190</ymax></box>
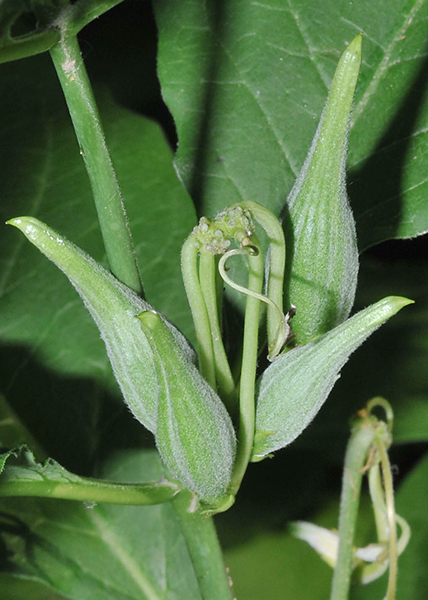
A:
<box><xmin>154</xmin><ymin>0</ymin><xmax>428</xmax><ymax>248</ymax></box>
<box><xmin>0</xmin><ymin>51</ymin><xmax>195</xmax><ymax>372</ymax></box>
<box><xmin>0</xmin><ymin>51</ymin><xmax>196</xmax><ymax>466</ymax></box>
<box><xmin>225</xmin><ymin>527</ymin><xmax>331</xmax><ymax>600</ymax></box>
<box><xmin>0</xmin><ymin>449</ymin><xmax>202</xmax><ymax>600</ymax></box>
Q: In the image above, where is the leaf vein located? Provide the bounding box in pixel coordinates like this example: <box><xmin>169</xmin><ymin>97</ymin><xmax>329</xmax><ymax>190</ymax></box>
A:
<box><xmin>352</xmin><ymin>0</ymin><xmax>428</xmax><ymax>126</ymax></box>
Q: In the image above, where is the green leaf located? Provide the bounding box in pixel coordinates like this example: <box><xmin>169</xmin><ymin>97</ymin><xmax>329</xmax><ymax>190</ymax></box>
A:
<box><xmin>138</xmin><ymin>311</ymin><xmax>236</xmax><ymax>503</ymax></box>
<box><xmin>0</xmin><ymin>448</ymin><xmax>14</xmax><ymax>475</ymax></box>
<box><xmin>0</xmin><ymin>575</ymin><xmax>67</xmax><ymax>600</ymax></box>
<box><xmin>253</xmin><ymin>296</ymin><xmax>412</xmax><ymax>459</ymax></box>
<box><xmin>286</xmin><ymin>35</ymin><xmax>360</xmax><ymax>344</ymax></box>
<box><xmin>0</xmin><ymin>0</ymin><xmax>63</xmax><ymax>63</ymax></box>
<box><xmin>225</xmin><ymin>524</ymin><xmax>331</xmax><ymax>600</ymax></box>
<box><xmin>154</xmin><ymin>0</ymin><xmax>428</xmax><ymax>247</ymax></box>
<box><xmin>0</xmin><ymin>450</ymin><xmax>203</xmax><ymax>600</ymax></box>
<box><xmin>0</xmin><ymin>53</ymin><xmax>195</xmax><ymax>382</ymax></box>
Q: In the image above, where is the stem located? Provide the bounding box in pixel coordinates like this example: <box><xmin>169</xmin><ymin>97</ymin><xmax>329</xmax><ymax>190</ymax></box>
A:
<box><xmin>375</xmin><ymin>437</ymin><xmax>398</xmax><ymax>600</ymax></box>
<box><xmin>240</xmin><ymin>201</ymin><xmax>286</xmax><ymax>348</ymax></box>
<box><xmin>199</xmin><ymin>250</ymin><xmax>236</xmax><ymax>411</ymax></box>
<box><xmin>173</xmin><ymin>491</ymin><xmax>234</xmax><ymax>600</ymax></box>
<box><xmin>330</xmin><ymin>419</ymin><xmax>376</xmax><ymax>600</ymax></box>
<box><xmin>49</xmin><ymin>22</ymin><xmax>142</xmax><ymax>294</ymax></box>
<box><xmin>181</xmin><ymin>236</ymin><xmax>217</xmax><ymax>388</ymax></box>
<box><xmin>0</xmin><ymin>477</ymin><xmax>179</xmax><ymax>505</ymax></box>
<box><xmin>0</xmin><ymin>29</ymin><xmax>61</xmax><ymax>64</ymax></box>
<box><xmin>368</xmin><ymin>464</ymin><xmax>389</xmax><ymax>542</ymax></box>
<box><xmin>228</xmin><ymin>239</ymin><xmax>264</xmax><ymax>495</ymax></box>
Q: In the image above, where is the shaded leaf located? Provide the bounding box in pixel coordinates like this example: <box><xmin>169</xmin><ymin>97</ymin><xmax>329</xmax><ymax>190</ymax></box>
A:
<box><xmin>225</xmin><ymin>525</ymin><xmax>331</xmax><ymax>600</ymax></box>
<box><xmin>0</xmin><ymin>52</ymin><xmax>196</xmax><ymax>466</ymax></box>
<box><xmin>154</xmin><ymin>0</ymin><xmax>428</xmax><ymax>248</ymax></box>
<box><xmin>0</xmin><ymin>51</ymin><xmax>195</xmax><ymax>384</ymax></box>
<box><xmin>0</xmin><ymin>450</ymin><xmax>203</xmax><ymax>600</ymax></box>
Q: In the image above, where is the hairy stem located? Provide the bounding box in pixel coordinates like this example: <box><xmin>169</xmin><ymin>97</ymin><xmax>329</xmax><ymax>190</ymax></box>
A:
<box><xmin>375</xmin><ymin>437</ymin><xmax>398</xmax><ymax>600</ymax></box>
<box><xmin>181</xmin><ymin>236</ymin><xmax>217</xmax><ymax>388</ymax></box>
<box><xmin>49</xmin><ymin>22</ymin><xmax>142</xmax><ymax>294</ymax></box>
<box><xmin>173</xmin><ymin>491</ymin><xmax>234</xmax><ymax>600</ymax></box>
<box><xmin>330</xmin><ymin>419</ymin><xmax>376</xmax><ymax>600</ymax></box>
<box><xmin>199</xmin><ymin>250</ymin><xmax>236</xmax><ymax>411</ymax></box>
<box><xmin>228</xmin><ymin>239</ymin><xmax>264</xmax><ymax>495</ymax></box>
<box><xmin>0</xmin><ymin>477</ymin><xmax>179</xmax><ymax>505</ymax></box>
<box><xmin>240</xmin><ymin>201</ymin><xmax>286</xmax><ymax>348</ymax></box>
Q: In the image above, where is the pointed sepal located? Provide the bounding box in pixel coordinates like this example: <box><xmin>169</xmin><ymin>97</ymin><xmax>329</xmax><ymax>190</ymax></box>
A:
<box><xmin>138</xmin><ymin>310</ymin><xmax>236</xmax><ymax>503</ymax></box>
<box><xmin>253</xmin><ymin>296</ymin><xmax>413</xmax><ymax>459</ymax></box>
<box><xmin>286</xmin><ymin>35</ymin><xmax>362</xmax><ymax>344</ymax></box>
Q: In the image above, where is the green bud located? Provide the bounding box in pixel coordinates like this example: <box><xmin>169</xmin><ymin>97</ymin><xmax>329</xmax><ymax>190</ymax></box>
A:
<box><xmin>285</xmin><ymin>34</ymin><xmax>362</xmax><ymax>344</ymax></box>
<box><xmin>138</xmin><ymin>311</ymin><xmax>236</xmax><ymax>503</ymax></box>
<box><xmin>253</xmin><ymin>296</ymin><xmax>413</xmax><ymax>460</ymax></box>
<box><xmin>7</xmin><ymin>216</ymin><xmax>194</xmax><ymax>433</ymax></box>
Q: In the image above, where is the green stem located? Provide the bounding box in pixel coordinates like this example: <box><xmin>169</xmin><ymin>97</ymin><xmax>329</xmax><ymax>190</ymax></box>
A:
<box><xmin>49</xmin><ymin>22</ymin><xmax>142</xmax><ymax>294</ymax></box>
<box><xmin>199</xmin><ymin>250</ymin><xmax>236</xmax><ymax>412</ymax></box>
<box><xmin>173</xmin><ymin>491</ymin><xmax>234</xmax><ymax>600</ymax></box>
<box><xmin>181</xmin><ymin>236</ymin><xmax>217</xmax><ymax>388</ymax></box>
<box><xmin>0</xmin><ymin>29</ymin><xmax>61</xmax><ymax>65</ymax></box>
<box><xmin>375</xmin><ymin>437</ymin><xmax>398</xmax><ymax>600</ymax></box>
<box><xmin>330</xmin><ymin>419</ymin><xmax>376</xmax><ymax>600</ymax></box>
<box><xmin>228</xmin><ymin>238</ymin><xmax>264</xmax><ymax>495</ymax></box>
<box><xmin>0</xmin><ymin>476</ymin><xmax>179</xmax><ymax>505</ymax></box>
<box><xmin>240</xmin><ymin>201</ymin><xmax>286</xmax><ymax>348</ymax></box>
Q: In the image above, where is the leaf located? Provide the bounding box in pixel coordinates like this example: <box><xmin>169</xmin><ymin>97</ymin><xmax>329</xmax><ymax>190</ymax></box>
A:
<box><xmin>0</xmin><ymin>449</ymin><xmax>203</xmax><ymax>600</ymax></box>
<box><xmin>253</xmin><ymin>296</ymin><xmax>412</xmax><ymax>459</ymax></box>
<box><xmin>0</xmin><ymin>52</ymin><xmax>196</xmax><ymax>465</ymax></box>
<box><xmin>0</xmin><ymin>51</ymin><xmax>195</xmax><ymax>378</ymax></box>
<box><xmin>0</xmin><ymin>0</ymin><xmax>62</xmax><ymax>64</ymax></box>
<box><xmin>224</xmin><ymin>523</ymin><xmax>331</xmax><ymax>600</ymax></box>
<box><xmin>8</xmin><ymin>216</ymin><xmax>163</xmax><ymax>434</ymax></box>
<box><xmin>154</xmin><ymin>0</ymin><xmax>428</xmax><ymax>247</ymax></box>
<box><xmin>0</xmin><ymin>575</ymin><xmax>67</xmax><ymax>600</ymax></box>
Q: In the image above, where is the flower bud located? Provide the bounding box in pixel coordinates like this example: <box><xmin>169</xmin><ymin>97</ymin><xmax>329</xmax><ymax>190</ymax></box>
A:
<box><xmin>138</xmin><ymin>310</ymin><xmax>236</xmax><ymax>503</ymax></box>
<box><xmin>7</xmin><ymin>216</ymin><xmax>194</xmax><ymax>434</ymax></box>
<box><xmin>285</xmin><ymin>35</ymin><xmax>362</xmax><ymax>344</ymax></box>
